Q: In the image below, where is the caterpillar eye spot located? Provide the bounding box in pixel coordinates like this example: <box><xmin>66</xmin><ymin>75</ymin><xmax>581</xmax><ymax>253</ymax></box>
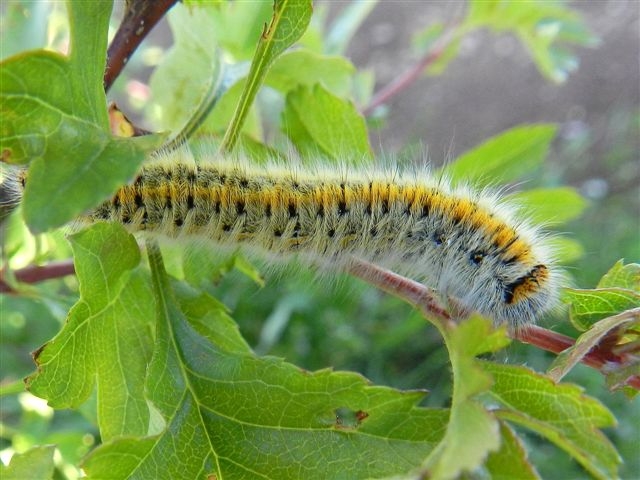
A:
<box><xmin>503</xmin><ymin>264</ymin><xmax>549</xmax><ymax>304</ymax></box>
<box><xmin>274</xmin><ymin>229</ymin><xmax>282</xmax><ymax>237</ymax></box>
<box><xmin>470</xmin><ymin>251</ymin><xmax>485</xmax><ymax>265</ymax></box>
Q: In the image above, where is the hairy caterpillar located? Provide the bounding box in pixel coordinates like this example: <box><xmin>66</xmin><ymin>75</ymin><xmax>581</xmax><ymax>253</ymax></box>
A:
<box><xmin>10</xmin><ymin>149</ymin><xmax>561</xmax><ymax>327</ymax></box>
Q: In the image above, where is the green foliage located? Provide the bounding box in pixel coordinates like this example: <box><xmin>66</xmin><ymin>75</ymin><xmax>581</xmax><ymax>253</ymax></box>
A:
<box><xmin>413</xmin><ymin>0</ymin><xmax>600</xmax><ymax>83</ymax></box>
<box><xmin>283</xmin><ymin>84</ymin><xmax>371</xmax><ymax>161</ymax></box>
<box><xmin>1</xmin><ymin>1</ymin><xmax>636</xmax><ymax>479</ymax></box>
<box><xmin>443</xmin><ymin>124</ymin><xmax>557</xmax><ymax>186</ymax></box>
<box><xmin>552</xmin><ymin>262</ymin><xmax>640</xmax><ymax>393</ymax></box>
<box><xmin>0</xmin><ymin>1</ymin><xmax>164</xmax><ymax>233</ymax></box>
<box><xmin>220</xmin><ymin>0</ymin><xmax>312</xmax><ymax>151</ymax></box>
<box><xmin>0</xmin><ymin>444</ymin><xmax>56</xmax><ymax>480</ymax></box>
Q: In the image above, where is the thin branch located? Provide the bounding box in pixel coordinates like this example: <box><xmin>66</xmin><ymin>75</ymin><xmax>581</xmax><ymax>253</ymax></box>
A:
<box><xmin>0</xmin><ymin>260</ymin><xmax>76</xmax><ymax>293</ymax></box>
<box><xmin>5</xmin><ymin>256</ymin><xmax>638</xmax><ymax>389</ymax></box>
<box><xmin>104</xmin><ymin>0</ymin><xmax>178</xmax><ymax>92</ymax></box>
<box><xmin>349</xmin><ymin>259</ymin><xmax>640</xmax><ymax>390</ymax></box>
<box><xmin>361</xmin><ymin>26</ymin><xmax>458</xmax><ymax>116</ymax></box>
<box><xmin>348</xmin><ymin>260</ymin><xmax>452</xmax><ymax>324</ymax></box>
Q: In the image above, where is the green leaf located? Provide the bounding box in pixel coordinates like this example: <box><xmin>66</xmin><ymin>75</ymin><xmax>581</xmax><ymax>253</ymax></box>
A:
<box><xmin>562</xmin><ymin>287</ymin><xmax>640</xmax><ymax>331</ymax></box>
<box><xmin>207</xmin><ymin>0</ymin><xmax>274</xmax><ymax>60</ymax></box>
<box><xmin>485</xmin><ymin>422</ymin><xmax>540</xmax><ymax>480</ymax></box>
<box><xmin>0</xmin><ymin>1</ymin><xmax>164</xmax><ymax>232</ymax></box>
<box><xmin>484</xmin><ymin>362</ymin><xmax>620</xmax><ymax>480</ymax></box>
<box><xmin>464</xmin><ymin>0</ymin><xmax>599</xmax><ymax>83</ymax></box>
<box><xmin>0</xmin><ymin>445</ymin><xmax>56</xmax><ymax>480</ymax></box>
<box><xmin>548</xmin><ymin>308</ymin><xmax>640</xmax><ymax>383</ymax></box>
<box><xmin>83</xmin><ymin>242</ymin><xmax>449</xmax><ymax>479</ymax></box>
<box><xmin>507</xmin><ymin>187</ymin><xmax>587</xmax><ymax>225</ymax></box>
<box><xmin>421</xmin><ymin>318</ymin><xmax>507</xmax><ymax>479</ymax></box>
<box><xmin>220</xmin><ymin>0</ymin><xmax>313</xmax><ymax>152</ymax></box>
<box><xmin>0</xmin><ymin>1</ymin><xmax>51</xmax><ymax>60</ymax></box>
<box><xmin>324</xmin><ymin>0</ymin><xmax>379</xmax><ymax>55</ymax></box>
<box><xmin>266</xmin><ymin>50</ymin><xmax>355</xmax><ymax>97</ymax></box>
<box><xmin>199</xmin><ymin>75</ymin><xmax>264</xmax><ymax>139</ymax></box>
<box><xmin>444</xmin><ymin>124</ymin><xmax>557</xmax><ymax>187</ymax></box>
<box><xmin>147</xmin><ymin>2</ymin><xmax>222</xmax><ymax>134</ymax></box>
<box><xmin>424</xmin><ymin>39</ymin><xmax>461</xmax><ymax>76</ymax></box>
<box><xmin>21</xmin><ymin>134</ymin><xmax>162</xmax><ymax>233</ymax></box>
<box><xmin>283</xmin><ymin>84</ymin><xmax>372</xmax><ymax>162</ymax></box>
<box><xmin>597</xmin><ymin>260</ymin><xmax>640</xmax><ymax>290</ymax></box>
<box><xmin>25</xmin><ymin>223</ymin><xmax>155</xmax><ymax>441</ymax></box>
<box><xmin>413</xmin><ymin>23</ymin><xmax>446</xmax><ymax>55</ymax></box>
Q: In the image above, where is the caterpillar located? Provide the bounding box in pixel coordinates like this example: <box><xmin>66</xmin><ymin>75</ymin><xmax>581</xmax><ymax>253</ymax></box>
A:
<box><xmin>9</xmin><ymin>149</ymin><xmax>562</xmax><ymax>327</ymax></box>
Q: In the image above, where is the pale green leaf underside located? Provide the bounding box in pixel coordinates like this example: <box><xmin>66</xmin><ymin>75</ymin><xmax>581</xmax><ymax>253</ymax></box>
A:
<box><xmin>25</xmin><ymin>223</ymin><xmax>155</xmax><ymax>441</ymax></box>
<box><xmin>0</xmin><ymin>445</ymin><xmax>56</xmax><ymax>480</ymax></box>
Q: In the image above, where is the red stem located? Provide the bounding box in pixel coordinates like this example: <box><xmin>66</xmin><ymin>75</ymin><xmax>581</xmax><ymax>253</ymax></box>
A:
<box><xmin>0</xmin><ymin>260</ymin><xmax>76</xmax><ymax>293</ymax></box>
<box><xmin>349</xmin><ymin>259</ymin><xmax>640</xmax><ymax>390</ymax></box>
<box><xmin>361</xmin><ymin>27</ymin><xmax>458</xmax><ymax>116</ymax></box>
<box><xmin>4</xmin><ymin>257</ymin><xmax>638</xmax><ymax>390</ymax></box>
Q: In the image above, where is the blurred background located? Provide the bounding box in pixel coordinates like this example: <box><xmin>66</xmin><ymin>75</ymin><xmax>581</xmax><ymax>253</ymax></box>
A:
<box><xmin>1</xmin><ymin>1</ymin><xmax>638</xmax><ymax>478</ymax></box>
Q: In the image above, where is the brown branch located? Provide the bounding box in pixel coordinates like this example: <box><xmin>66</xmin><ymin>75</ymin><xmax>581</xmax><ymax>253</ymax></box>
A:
<box><xmin>361</xmin><ymin>26</ymin><xmax>458</xmax><ymax>116</ymax></box>
<box><xmin>5</xmin><ymin>256</ymin><xmax>638</xmax><ymax>389</ymax></box>
<box><xmin>0</xmin><ymin>260</ymin><xmax>76</xmax><ymax>293</ymax></box>
<box><xmin>104</xmin><ymin>0</ymin><xmax>178</xmax><ymax>92</ymax></box>
<box><xmin>348</xmin><ymin>259</ymin><xmax>640</xmax><ymax>390</ymax></box>
<box><xmin>348</xmin><ymin>260</ymin><xmax>452</xmax><ymax>324</ymax></box>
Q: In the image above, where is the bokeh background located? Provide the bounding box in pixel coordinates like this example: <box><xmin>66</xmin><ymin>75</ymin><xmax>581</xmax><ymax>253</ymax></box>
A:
<box><xmin>1</xmin><ymin>1</ymin><xmax>638</xmax><ymax>478</ymax></box>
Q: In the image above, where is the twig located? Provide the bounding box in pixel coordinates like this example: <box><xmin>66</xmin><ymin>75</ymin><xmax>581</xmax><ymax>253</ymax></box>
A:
<box><xmin>348</xmin><ymin>260</ymin><xmax>451</xmax><ymax>324</ymax></box>
<box><xmin>0</xmin><ymin>260</ymin><xmax>76</xmax><ymax>293</ymax></box>
<box><xmin>361</xmin><ymin>26</ymin><xmax>458</xmax><ymax>116</ymax></box>
<box><xmin>4</xmin><ymin>256</ymin><xmax>638</xmax><ymax>389</ymax></box>
<box><xmin>104</xmin><ymin>0</ymin><xmax>178</xmax><ymax>92</ymax></box>
<box><xmin>348</xmin><ymin>259</ymin><xmax>640</xmax><ymax>390</ymax></box>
